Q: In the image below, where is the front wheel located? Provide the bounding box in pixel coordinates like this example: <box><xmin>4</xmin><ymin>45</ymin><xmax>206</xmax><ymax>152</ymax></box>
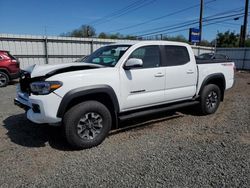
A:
<box><xmin>63</xmin><ymin>101</ymin><xmax>112</xmax><ymax>149</ymax></box>
<box><xmin>199</xmin><ymin>84</ymin><xmax>221</xmax><ymax>115</ymax></box>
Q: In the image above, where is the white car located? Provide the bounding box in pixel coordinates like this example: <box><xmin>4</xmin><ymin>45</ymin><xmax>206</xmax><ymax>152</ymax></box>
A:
<box><xmin>15</xmin><ymin>41</ymin><xmax>235</xmax><ymax>149</ymax></box>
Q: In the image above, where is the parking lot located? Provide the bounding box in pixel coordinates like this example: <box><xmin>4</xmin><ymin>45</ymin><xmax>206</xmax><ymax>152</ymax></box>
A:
<box><xmin>0</xmin><ymin>72</ymin><xmax>249</xmax><ymax>187</ymax></box>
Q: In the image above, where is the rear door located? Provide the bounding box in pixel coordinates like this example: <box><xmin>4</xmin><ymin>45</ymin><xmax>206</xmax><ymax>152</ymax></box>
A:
<box><xmin>161</xmin><ymin>45</ymin><xmax>197</xmax><ymax>102</ymax></box>
<box><xmin>120</xmin><ymin>45</ymin><xmax>166</xmax><ymax>111</ymax></box>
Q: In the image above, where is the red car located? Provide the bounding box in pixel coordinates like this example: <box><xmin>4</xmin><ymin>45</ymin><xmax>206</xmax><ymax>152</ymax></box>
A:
<box><xmin>0</xmin><ymin>50</ymin><xmax>20</xmax><ymax>87</ymax></box>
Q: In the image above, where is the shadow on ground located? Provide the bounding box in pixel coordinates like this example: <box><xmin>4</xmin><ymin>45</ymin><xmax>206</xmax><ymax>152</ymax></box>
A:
<box><xmin>3</xmin><ymin>114</ymin><xmax>72</xmax><ymax>151</ymax></box>
<box><xmin>178</xmin><ymin>104</ymin><xmax>204</xmax><ymax>116</ymax></box>
<box><xmin>3</xmin><ymin>110</ymin><xmax>189</xmax><ymax>150</ymax></box>
<box><xmin>111</xmin><ymin>111</ymin><xmax>182</xmax><ymax>135</ymax></box>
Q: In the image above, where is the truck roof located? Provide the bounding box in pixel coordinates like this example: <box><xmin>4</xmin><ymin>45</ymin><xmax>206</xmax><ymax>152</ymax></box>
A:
<box><xmin>113</xmin><ymin>40</ymin><xmax>190</xmax><ymax>47</ymax></box>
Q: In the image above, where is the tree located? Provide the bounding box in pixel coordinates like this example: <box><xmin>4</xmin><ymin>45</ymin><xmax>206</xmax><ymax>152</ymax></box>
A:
<box><xmin>109</xmin><ymin>33</ymin><xmax>123</xmax><ymax>39</ymax></box>
<box><xmin>244</xmin><ymin>38</ymin><xmax>250</xmax><ymax>47</ymax></box>
<box><xmin>61</xmin><ymin>25</ymin><xmax>96</xmax><ymax>38</ymax></box>
<box><xmin>199</xmin><ymin>40</ymin><xmax>212</xmax><ymax>47</ymax></box>
<box><xmin>216</xmin><ymin>30</ymin><xmax>239</xmax><ymax>47</ymax></box>
<box><xmin>163</xmin><ymin>35</ymin><xmax>189</xmax><ymax>43</ymax></box>
<box><xmin>124</xmin><ymin>35</ymin><xmax>137</xmax><ymax>40</ymax></box>
<box><xmin>98</xmin><ymin>32</ymin><xmax>137</xmax><ymax>40</ymax></box>
<box><xmin>98</xmin><ymin>32</ymin><xmax>108</xmax><ymax>39</ymax></box>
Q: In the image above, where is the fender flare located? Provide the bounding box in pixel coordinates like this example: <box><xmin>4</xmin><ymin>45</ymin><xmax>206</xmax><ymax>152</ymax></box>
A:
<box><xmin>198</xmin><ymin>73</ymin><xmax>226</xmax><ymax>100</ymax></box>
<box><xmin>57</xmin><ymin>85</ymin><xmax>120</xmax><ymax>118</ymax></box>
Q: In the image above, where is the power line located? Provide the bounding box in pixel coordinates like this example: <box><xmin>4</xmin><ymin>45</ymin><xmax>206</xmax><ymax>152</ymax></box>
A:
<box><xmin>138</xmin><ymin>21</ymin><xmax>198</xmax><ymax>37</ymax></box>
<box><xmin>107</xmin><ymin>0</ymin><xmax>217</xmax><ymax>33</ymax></box>
<box><xmin>142</xmin><ymin>14</ymin><xmax>245</xmax><ymax>38</ymax></box>
<box><xmin>137</xmin><ymin>12</ymin><xmax>245</xmax><ymax>37</ymax></box>
<box><xmin>90</xmin><ymin>0</ymin><xmax>157</xmax><ymax>26</ymax></box>
<box><xmin>90</xmin><ymin>0</ymin><xmax>145</xmax><ymax>25</ymax></box>
<box><xmin>133</xmin><ymin>7</ymin><xmax>244</xmax><ymax>36</ymax></box>
<box><xmin>204</xmin><ymin>16</ymin><xmax>244</xmax><ymax>27</ymax></box>
<box><xmin>98</xmin><ymin>0</ymin><xmax>156</xmax><ymax>25</ymax></box>
<box><xmin>214</xmin><ymin>21</ymin><xmax>242</xmax><ymax>26</ymax></box>
<box><xmin>133</xmin><ymin>8</ymin><xmax>244</xmax><ymax>37</ymax></box>
<box><xmin>134</xmin><ymin>19</ymin><xmax>197</xmax><ymax>35</ymax></box>
<box><xmin>203</xmin><ymin>7</ymin><xmax>244</xmax><ymax>19</ymax></box>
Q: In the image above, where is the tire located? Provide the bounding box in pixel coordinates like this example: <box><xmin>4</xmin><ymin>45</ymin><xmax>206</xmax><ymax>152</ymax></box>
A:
<box><xmin>0</xmin><ymin>71</ymin><xmax>9</xmax><ymax>87</ymax></box>
<box><xmin>199</xmin><ymin>84</ymin><xmax>221</xmax><ymax>115</ymax></box>
<box><xmin>63</xmin><ymin>101</ymin><xmax>112</xmax><ymax>149</ymax></box>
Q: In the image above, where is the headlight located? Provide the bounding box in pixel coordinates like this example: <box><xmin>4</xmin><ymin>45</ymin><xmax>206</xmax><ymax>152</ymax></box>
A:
<box><xmin>30</xmin><ymin>81</ymin><xmax>62</xmax><ymax>95</ymax></box>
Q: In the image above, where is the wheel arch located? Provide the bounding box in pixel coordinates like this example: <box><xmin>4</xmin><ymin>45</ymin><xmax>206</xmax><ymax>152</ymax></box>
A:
<box><xmin>0</xmin><ymin>68</ymin><xmax>10</xmax><ymax>79</ymax></box>
<box><xmin>199</xmin><ymin>73</ymin><xmax>226</xmax><ymax>101</ymax></box>
<box><xmin>57</xmin><ymin>85</ymin><xmax>119</xmax><ymax>129</ymax></box>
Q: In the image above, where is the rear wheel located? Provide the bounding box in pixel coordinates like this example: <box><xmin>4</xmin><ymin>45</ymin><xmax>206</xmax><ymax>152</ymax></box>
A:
<box><xmin>63</xmin><ymin>101</ymin><xmax>112</xmax><ymax>149</ymax></box>
<box><xmin>0</xmin><ymin>71</ymin><xmax>9</xmax><ymax>87</ymax></box>
<box><xmin>199</xmin><ymin>84</ymin><xmax>221</xmax><ymax>115</ymax></box>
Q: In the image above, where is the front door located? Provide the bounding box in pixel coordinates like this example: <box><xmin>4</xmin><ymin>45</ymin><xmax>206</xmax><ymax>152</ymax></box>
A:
<box><xmin>120</xmin><ymin>45</ymin><xmax>165</xmax><ymax>111</ymax></box>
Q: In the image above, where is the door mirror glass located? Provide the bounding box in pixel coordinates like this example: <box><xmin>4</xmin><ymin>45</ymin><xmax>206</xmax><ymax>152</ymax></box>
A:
<box><xmin>124</xmin><ymin>58</ymin><xmax>143</xmax><ymax>70</ymax></box>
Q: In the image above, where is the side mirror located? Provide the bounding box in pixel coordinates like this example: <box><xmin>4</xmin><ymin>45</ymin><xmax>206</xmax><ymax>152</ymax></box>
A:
<box><xmin>124</xmin><ymin>58</ymin><xmax>143</xmax><ymax>70</ymax></box>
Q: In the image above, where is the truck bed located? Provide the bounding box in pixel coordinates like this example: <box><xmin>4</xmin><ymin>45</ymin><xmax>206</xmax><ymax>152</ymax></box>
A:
<box><xmin>196</xmin><ymin>60</ymin><xmax>235</xmax><ymax>95</ymax></box>
<box><xmin>196</xmin><ymin>59</ymin><xmax>234</xmax><ymax>64</ymax></box>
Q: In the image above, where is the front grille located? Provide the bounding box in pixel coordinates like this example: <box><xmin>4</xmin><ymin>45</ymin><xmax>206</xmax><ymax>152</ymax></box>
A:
<box><xmin>19</xmin><ymin>71</ymin><xmax>45</xmax><ymax>94</ymax></box>
<box><xmin>19</xmin><ymin>71</ymin><xmax>31</xmax><ymax>94</ymax></box>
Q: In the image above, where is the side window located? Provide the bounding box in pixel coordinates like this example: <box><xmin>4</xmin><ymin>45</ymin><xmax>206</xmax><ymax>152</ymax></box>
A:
<box><xmin>164</xmin><ymin>46</ymin><xmax>190</xmax><ymax>66</ymax></box>
<box><xmin>129</xmin><ymin>45</ymin><xmax>161</xmax><ymax>68</ymax></box>
<box><xmin>215</xmin><ymin>54</ymin><xmax>226</xmax><ymax>59</ymax></box>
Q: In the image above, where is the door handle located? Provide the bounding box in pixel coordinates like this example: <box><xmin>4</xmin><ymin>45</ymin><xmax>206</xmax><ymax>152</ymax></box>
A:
<box><xmin>154</xmin><ymin>73</ymin><xmax>164</xmax><ymax>77</ymax></box>
<box><xmin>186</xmin><ymin>70</ymin><xmax>194</xmax><ymax>74</ymax></box>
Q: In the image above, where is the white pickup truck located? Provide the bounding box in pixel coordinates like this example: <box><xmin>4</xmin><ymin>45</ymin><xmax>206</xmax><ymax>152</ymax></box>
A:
<box><xmin>15</xmin><ymin>41</ymin><xmax>235</xmax><ymax>149</ymax></box>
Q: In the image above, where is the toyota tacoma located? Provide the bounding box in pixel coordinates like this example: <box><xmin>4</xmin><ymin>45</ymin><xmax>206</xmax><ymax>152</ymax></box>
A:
<box><xmin>14</xmin><ymin>41</ymin><xmax>235</xmax><ymax>149</ymax></box>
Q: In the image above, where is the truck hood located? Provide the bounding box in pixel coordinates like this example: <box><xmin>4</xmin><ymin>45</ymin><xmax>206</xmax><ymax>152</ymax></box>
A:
<box><xmin>24</xmin><ymin>62</ymin><xmax>104</xmax><ymax>78</ymax></box>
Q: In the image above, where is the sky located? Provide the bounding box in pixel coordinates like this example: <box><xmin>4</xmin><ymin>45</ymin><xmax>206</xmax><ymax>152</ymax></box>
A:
<box><xmin>0</xmin><ymin>0</ymin><xmax>248</xmax><ymax>41</ymax></box>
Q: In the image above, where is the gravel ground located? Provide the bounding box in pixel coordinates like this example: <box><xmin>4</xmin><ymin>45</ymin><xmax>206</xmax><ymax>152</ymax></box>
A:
<box><xmin>0</xmin><ymin>72</ymin><xmax>249</xmax><ymax>187</ymax></box>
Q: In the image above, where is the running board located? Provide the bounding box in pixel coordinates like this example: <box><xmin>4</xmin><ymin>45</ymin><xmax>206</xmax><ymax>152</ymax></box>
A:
<box><xmin>119</xmin><ymin>101</ymin><xmax>199</xmax><ymax>121</ymax></box>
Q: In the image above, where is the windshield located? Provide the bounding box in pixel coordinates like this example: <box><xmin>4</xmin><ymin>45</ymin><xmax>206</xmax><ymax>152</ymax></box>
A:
<box><xmin>83</xmin><ymin>45</ymin><xmax>131</xmax><ymax>67</ymax></box>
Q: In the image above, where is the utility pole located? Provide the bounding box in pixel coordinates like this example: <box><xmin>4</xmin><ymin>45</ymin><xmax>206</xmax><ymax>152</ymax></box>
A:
<box><xmin>87</xmin><ymin>26</ymin><xmax>90</xmax><ymax>37</ymax></box>
<box><xmin>199</xmin><ymin>0</ymin><xmax>204</xmax><ymax>43</ymax></box>
<box><xmin>240</xmin><ymin>0</ymin><xmax>249</xmax><ymax>47</ymax></box>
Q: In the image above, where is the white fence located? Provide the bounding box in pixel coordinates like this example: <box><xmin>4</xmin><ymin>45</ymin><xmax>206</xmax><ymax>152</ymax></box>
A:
<box><xmin>216</xmin><ymin>48</ymin><xmax>250</xmax><ymax>70</ymax></box>
<box><xmin>0</xmin><ymin>34</ymin><xmax>214</xmax><ymax>69</ymax></box>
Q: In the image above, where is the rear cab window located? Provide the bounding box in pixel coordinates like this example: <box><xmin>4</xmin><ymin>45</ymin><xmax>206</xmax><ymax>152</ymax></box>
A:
<box><xmin>162</xmin><ymin>45</ymin><xmax>190</xmax><ymax>66</ymax></box>
<box><xmin>214</xmin><ymin>54</ymin><xmax>227</xmax><ymax>60</ymax></box>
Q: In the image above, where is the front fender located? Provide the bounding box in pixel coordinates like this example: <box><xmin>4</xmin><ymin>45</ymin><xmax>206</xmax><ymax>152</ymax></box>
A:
<box><xmin>56</xmin><ymin>85</ymin><xmax>120</xmax><ymax>118</ymax></box>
